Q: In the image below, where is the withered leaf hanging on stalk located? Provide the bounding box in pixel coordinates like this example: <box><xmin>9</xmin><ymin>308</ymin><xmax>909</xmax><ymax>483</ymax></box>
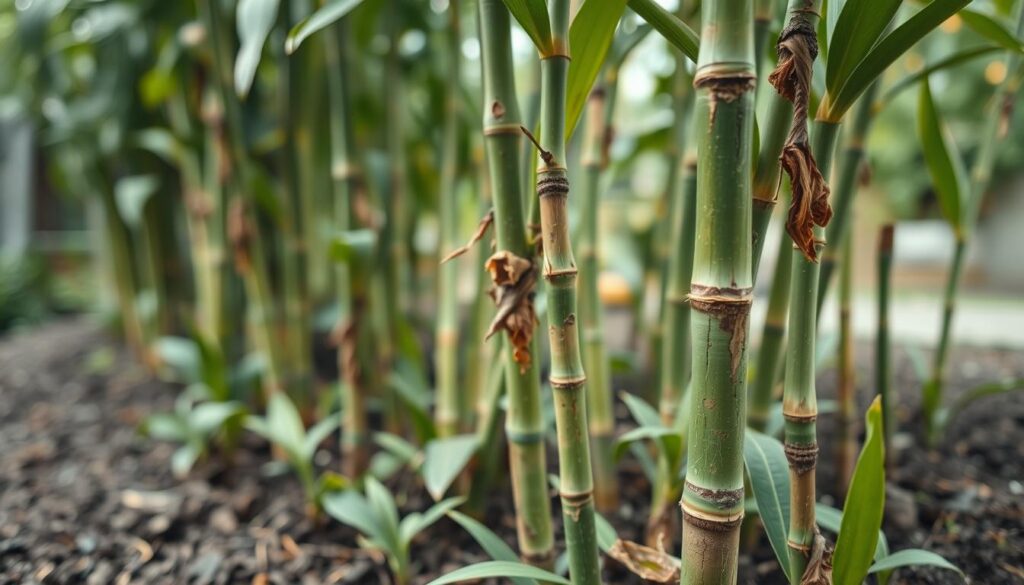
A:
<box><xmin>769</xmin><ymin>10</ymin><xmax>832</xmax><ymax>262</ymax></box>
<box><xmin>484</xmin><ymin>251</ymin><xmax>537</xmax><ymax>372</ymax></box>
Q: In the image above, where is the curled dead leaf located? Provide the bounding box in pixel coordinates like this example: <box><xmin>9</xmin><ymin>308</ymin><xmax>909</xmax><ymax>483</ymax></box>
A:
<box><xmin>606</xmin><ymin>538</ymin><xmax>681</xmax><ymax>584</ymax></box>
<box><xmin>484</xmin><ymin>251</ymin><xmax>537</xmax><ymax>372</ymax></box>
<box><xmin>800</xmin><ymin>529</ymin><xmax>834</xmax><ymax>585</ymax></box>
<box><xmin>441</xmin><ymin>210</ymin><xmax>494</xmax><ymax>264</ymax></box>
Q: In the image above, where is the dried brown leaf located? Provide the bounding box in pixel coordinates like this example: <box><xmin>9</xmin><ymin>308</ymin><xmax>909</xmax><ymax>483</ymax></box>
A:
<box><xmin>606</xmin><ymin>539</ymin><xmax>681</xmax><ymax>584</ymax></box>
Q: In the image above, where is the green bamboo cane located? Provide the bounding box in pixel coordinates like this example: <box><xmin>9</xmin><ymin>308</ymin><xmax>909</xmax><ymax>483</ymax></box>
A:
<box><xmin>577</xmin><ymin>84</ymin><xmax>617</xmax><ymax>513</ymax></box>
<box><xmin>649</xmin><ymin>93</ymin><xmax>696</xmax><ymax>548</ymax></box>
<box><xmin>680</xmin><ymin>2</ymin><xmax>755</xmax><ymax>583</ymax></box>
<box><xmin>279</xmin><ymin>2</ymin><xmax>313</xmax><ymax>405</ymax></box>
<box><xmin>781</xmin><ymin>124</ymin><xmax>838</xmax><ymax>585</ymax></box>
<box><xmin>924</xmin><ymin>1</ymin><xmax>1024</xmax><ymax>436</ymax></box>
<box><xmin>97</xmin><ymin>178</ymin><xmax>147</xmax><ymax>361</ymax></box>
<box><xmin>531</xmin><ymin>1</ymin><xmax>601</xmax><ymax>581</ymax></box>
<box><xmin>876</xmin><ymin>224</ymin><xmax>894</xmax><ymax>462</ymax></box>
<box><xmin>746</xmin><ymin>200</ymin><xmax>793</xmax><ymax>432</ymax></box>
<box><xmin>436</xmin><ymin>0</ymin><xmax>465</xmax><ymax>438</ymax></box>
<box><xmin>325</xmin><ymin>16</ymin><xmax>369</xmax><ymax>478</ymax></box>
<box><xmin>477</xmin><ymin>0</ymin><xmax>554</xmax><ymax>566</ymax></box>
<box><xmin>198</xmin><ymin>0</ymin><xmax>285</xmax><ymax>397</ymax></box>
<box><xmin>753</xmin><ymin>0</ymin><xmax>775</xmax><ymax>77</ymax></box>
<box><xmin>835</xmin><ymin>229</ymin><xmax>855</xmax><ymax>499</ymax></box>
<box><xmin>815</xmin><ymin>82</ymin><xmax>881</xmax><ymax>316</ymax></box>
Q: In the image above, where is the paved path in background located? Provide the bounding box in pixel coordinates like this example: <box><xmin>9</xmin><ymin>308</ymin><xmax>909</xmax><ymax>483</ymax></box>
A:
<box><xmin>805</xmin><ymin>293</ymin><xmax>1024</xmax><ymax>348</ymax></box>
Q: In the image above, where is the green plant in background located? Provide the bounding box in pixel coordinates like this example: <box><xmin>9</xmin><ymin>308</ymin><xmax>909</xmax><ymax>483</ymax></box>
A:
<box><xmin>876</xmin><ymin>225</ymin><xmax>895</xmax><ymax>459</ymax></box>
<box><xmin>920</xmin><ymin>0</ymin><xmax>1024</xmax><ymax>439</ymax></box>
<box><xmin>245</xmin><ymin>393</ymin><xmax>342</xmax><ymax>510</ymax></box>
<box><xmin>323</xmin><ymin>477</ymin><xmax>463</xmax><ymax>585</ymax></box>
<box><xmin>143</xmin><ymin>391</ymin><xmax>246</xmax><ymax>478</ymax></box>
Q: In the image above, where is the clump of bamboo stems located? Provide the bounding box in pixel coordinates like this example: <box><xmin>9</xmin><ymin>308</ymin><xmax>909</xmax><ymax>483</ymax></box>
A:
<box><xmin>477</xmin><ymin>0</ymin><xmax>554</xmax><ymax>566</ymax></box>
<box><xmin>680</xmin><ymin>1</ymin><xmax>755</xmax><ymax>581</ymax></box>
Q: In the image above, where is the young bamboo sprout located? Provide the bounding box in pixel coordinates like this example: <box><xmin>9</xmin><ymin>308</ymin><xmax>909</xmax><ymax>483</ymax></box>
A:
<box><xmin>531</xmin><ymin>0</ymin><xmax>601</xmax><ymax>580</ymax></box>
<box><xmin>577</xmin><ymin>86</ymin><xmax>617</xmax><ymax>513</ymax></box>
<box><xmin>436</xmin><ymin>0</ymin><xmax>465</xmax><ymax>438</ymax></box>
<box><xmin>680</xmin><ymin>1</ymin><xmax>755</xmax><ymax>582</ymax></box>
<box><xmin>876</xmin><ymin>224</ymin><xmax>894</xmax><ymax>461</ymax></box>
<box><xmin>477</xmin><ymin>0</ymin><xmax>554</xmax><ymax>566</ymax></box>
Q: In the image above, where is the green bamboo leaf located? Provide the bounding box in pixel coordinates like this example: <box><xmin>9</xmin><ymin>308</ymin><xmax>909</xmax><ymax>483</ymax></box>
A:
<box><xmin>825</xmin><ymin>0</ymin><xmax>901</xmax><ymax>95</ymax></box>
<box><xmin>501</xmin><ymin>0</ymin><xmax>553</xmax><ymax>54</ymax></box>
<box><xmin>425</xmin><ymin>561</ymin><xmax>571</xmax><ymax>585</ymax></box>
<box><xmin>285</xmin><ymin>0</ymin><xmax>368</xmax><ymax>54</ymax></box>
<box><xmin>609</xmin><ymin>22</ymin><xmax>652</xmax><ymax>66</ymax></box>
<box><xmin>189</xmin><ymin>402</ymin><xmax>245</xmax><ymax>436</ymax></box>
<box><xmin>564</xmin><ymin>0</ymin><xmax>628</xmax><ymax>139</ymax></box>
<box><xmin>833</xmin><ymin>396</ymin><xmax>886</xmax><ymax>585</ymax></box>
<box><xmin>619</xmin><ymin>391</ymin><xmax>661</xmax><ymax>427</ymax></box>
<box><xmin>153</xmin><ymin>336</ymin><xmax>202</xmax><ymax>383</ymax></box>
<box><xmin>868</xmin><ymin>549</ymin><xmax>963</xmax><ymax>577</ymax></box>
<box><xmin>447</xmin><ymin>511</ymin><xmax>530</xmax><ymax>570</ymax></box>
<box><xmin>880</xmin><ymin>45</ymin><xmax>1003</xmax><ymax>106</ymax></box>
<box><xmin>114</xmin><ymin>175</ymin><xmax>160</xmax><ymax>229</ymax></box>
<box><xmin>364</xmin><ymin>476</ymin><xmax>402</xmax><ymax>554</ymax></box>
<box><xmin>816</xmin><ymin>503</ymin><xmax>890</xmax><ymax>562</ymax></box>
<box><xmin>399</xmin><ymin>497</ymin><xmax>465</xmax><ymax>544</ymax></box>
<box><xmin>234</xmin><ymin>0</ymin><xmax>281</xmax><ymax>98</ymax></box>
<box><xmin>270</xmin><ymin>393</ymin><xmax>309</xmax><ymax>457</ymax></box>
<box><xmin>613</xmin><ymin>425</ymin><xmax>677</xmax><ymax>460</ymax></box>
<box><xmin>374</xmin><ymin>432</ymin><xmax>421</xmax><ymax>466</ymax></box>
<box><xmin>824</xmin><ymin>0</ymin><xmax>973</xmax><ymax>120</ymax></box>
<box><xmin>917</xmin><ymin>79</ymin><xmax>969</xmax><ymax>232</ymax></box>
<box><xmin>595</xmin><ymin>512</ymin><xmax>618</xmax><ymax>553</ymax></box>
<box><xmin>743</xmin><ymin>430</ymin><xmax>792</xmax><ymax>581</ymax></box>
<box><xmin>303</xmin><ymin>416</ymin><xmax>340</xmax><ymax>459</ymax></box>
<box><xmin>323</xmin><ymin>489</ymin><xmax>384</xmax><ymax>541</ymax></box>
<box><xmin>421</xmin><ymin>435</ymin><xmax>478</xmax><ymax>501</ymax></box>
<box><xmin>627</xmin><ymin>0</ymin><xmax>699</xmax><ymax>62</ymax></box>
<box><xmin>959</xmin><ymin>8</ymin><xmax>1024</xmax><ymax>52</ymax></box>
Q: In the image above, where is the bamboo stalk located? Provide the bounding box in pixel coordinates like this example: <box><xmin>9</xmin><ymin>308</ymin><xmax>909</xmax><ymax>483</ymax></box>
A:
<box><xmin>477</xmin><ymin>0</ymin><xmax>554</xmax><ymax>566</ymax></box>
<box><xmin>680</xmin><ymin>2</ymin><xmax>755</xmax><ymax>582</ymax></box>
<box><xmin>783</xmin><ymin>119</ymin><xmax>839</xmax><ymax>584</ymax></box>
<box><xmin>835</xmin><ymin>229</ymin><xmax>855</xmax><ymax>499</ymax></box>
<box><xmin>436</xmin><ymin>0</ymin><xmax>464</xmax><ymax>438</ymax></box>
<box><xmin>578</xmin><ymin>84</ymin><xmax>617</xmax><ymax>513</ymax></box>
<box><xmin>876</xmin><ymin>224</ymin><xmax>894</xmax><ymax>462</ymax></box>
<box><xmin>325</xmin><ymin>16</ymin><xmax>369</xmax><ymax>478</ymax></box>
<box><xmin>747</xmin><ymin>201</ymin><xmax>794</xmax><ymax>432</ymax></box>
<box><xmin>924</xmin><ymin>1</ymin><xmax>1024</xmax><ymax>436</ymax></box>
<box><xmin>649</xmin><ymin>93</ymin><xmax>696</xmax><ymax>548</ymax></box>
<box><xmin>532</xmin><ymin>1</ymin><xmax>601</xmax><ymax>581</ymax></box>
<box><xmin>198</xmin><ymin>0</ymin><xmax>285</xmax><ymax>397</ymax></box>
<box><xmin>815</xmin><ymin>83</ymin><xmax>881</xmax><ymax>316</ymax></box>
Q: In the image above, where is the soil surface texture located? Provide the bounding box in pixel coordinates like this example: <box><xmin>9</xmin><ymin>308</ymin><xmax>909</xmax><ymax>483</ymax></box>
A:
<box><xmin>1</xmin><ymin>319</ymin><xmax>1021</xmax><ymax>584</ymax></box>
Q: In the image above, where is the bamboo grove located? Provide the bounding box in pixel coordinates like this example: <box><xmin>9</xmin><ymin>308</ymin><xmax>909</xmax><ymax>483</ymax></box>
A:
<box><xmin>8</xmin><ymin>0</ymin><xmax>1024</xmax><ymax>583</ymax></box>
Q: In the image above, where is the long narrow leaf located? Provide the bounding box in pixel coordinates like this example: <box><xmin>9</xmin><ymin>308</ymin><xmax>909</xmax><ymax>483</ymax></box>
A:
<box><xmin>502</xmin><ymin>0</ymin><xmax>552</xmax><ymax>54</ymax></box>
<box><xmin>959</xmin><ymin>8</ymin><xmax>1024</xmax><ymax>52</ymax></box>
<box><xmin>868</xmin><ymin>549</ymin><xmax>963</xmax><ymax>576</ymax></box>
<box><xmin>447</xmin><ymin>511</ymin><xmax>536</xmax><ymax>585</ymax></box>
<box><xmin>627</xmin><ymin>0</ymin><xmax>698</xmax><ymax>62</ymax></box>
<box><xmin>285</xmin><ymin>0</ymin><xmax>367</xmax><ymax>54</ymax></box>
<box><xmin>880</xmin><ymin>45</ymin><xmax>1003</xmax><ymax>105</ymax></box>
<box><xmin>426</xmin><ymin>561</ymin><xmax>571</xmax><ymax>585</ymax></box>
<box><xmin>234</xmin><ymin>0</ymin><xmax>281</xmax><ymax>97</ymax></box>
<box><xmin>421</xmin><ymin>435</ymin><xmax>478</xmax><ymax>501</ymax></box>
<box><xmin>743</xmin><ymin>430</ymin><xmax>792</xmax><ymax>581</ymax></box>
<box><xmin>917</xmin><ymin>79</ymin><xmax>969</xmax><ymax>232</ymax></box>
<box><xmin>833</xmin><ymin>396</ymin><xmax>887</xmax><ymax>585</ymax></box>
<box><xmin>565</xmin><ymin>0</ymin><xmax>628</xmax><ymax>139</ymax></box>
<box><xmin>824</xmin><ymin>0</ymin><xmax>973</xmax><ymax>120</ymax></box>
<box><xmin>825</xmin><ymin>0</ymin><xmax>901</xmax><ymax>95</ymax></box>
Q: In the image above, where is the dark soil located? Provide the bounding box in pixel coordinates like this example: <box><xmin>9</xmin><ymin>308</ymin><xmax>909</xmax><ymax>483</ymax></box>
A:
<box><xmin>1</xmin><ymin>319</ymin><xmax>1021</xmax><ymax>584</ymax></box>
